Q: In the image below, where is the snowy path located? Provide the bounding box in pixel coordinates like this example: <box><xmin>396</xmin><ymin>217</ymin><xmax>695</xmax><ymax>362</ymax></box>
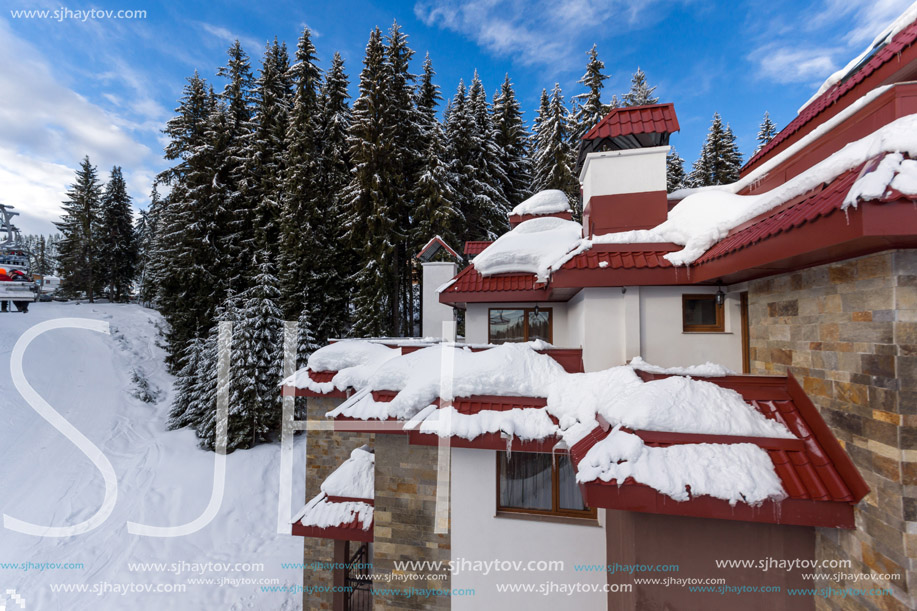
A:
<box><xmin>0</xmin><ymin>302</ymin><xmax>305</xmax><ymax>610</ymax></box>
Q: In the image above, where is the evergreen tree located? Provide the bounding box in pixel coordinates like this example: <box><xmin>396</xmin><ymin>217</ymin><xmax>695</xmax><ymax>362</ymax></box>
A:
<box><xmin>416</xmin><ymin>53</ymin><xmax>441</xmax><ymax>132</ymax></box>
<box><xmin>216</xmin><ymin>41</ymin><xmax>257</xmax><ymax>293</ymax></box>
<box><xmin>571</xmin><ymin>44</ymin><xmax>609</xmax><ymax>141</ymax></box>
<box><xmin>666</xmin><ymin>147</ymin><xmax>687</xmax><ymax>193</ymax></box>
<box><xmin>278</xmin><ymin>27</ymin><xmax>322</xmax><ymax>319</ymax></box>
<box><xmin>491</xmin><ymin>74</ymin><xmax>532</xmax><ymax>210</ymax></box>
<box><xmin>194</xmin><ymin>293</ymin><xmax>239</xmax><ymax>450</ymax></box>
<box><xmin>56</xmin><ymin>156</ymin><xmax>102</xmax><ymax>301</ymax></box>
<box><xmin>154</xmin><ymin>80</ymin><xmax>228</xmax><ymax>366</ymax></box>
<box><xmin>756</xmin><ymin>111</ymin><xmax>777</xmax><ymax>153</ymax></box>
<box><xmin>136</xmin><ymin>184</ymin><xmax>161</xmax><ymax>305</ymax></box>
<box><xmin>167</xmin><ymin>335</ymin><xmax>206</xmax><ymax>430</ymax></box>
<box><xmin>412</xmin><ymin>123</ymin><xmax>463</xmax><ymax>252</ymax></box>
<box><xmin>622</xmin><ymin>67</ymin><xmax>659</xmax><ymax>106</ymax></box>
<box><xmin>532</xmin><ymin>84</ymin><xmax>578</xmax><ymax>202</ymax></box>
<box><xmin>468</xmin><ymin>71</ymin><xmax>510</xmax><ymax>234</ymax></box>
<box><xmin>229</xmin><ymin>258</ymin><xmax>283</xmax><ymax>450</ymax></box>
<box><xmin>246</xmin><ymin>39</ymin><xmax>293</xmax><ymax>265</ymax></box>
<box><xmin>342</xmin><ymin>27</ymin><xmax>396</xmax><ymax>337</ymax></box>
<box><xmin>98</xmin><ymin>166</ymin><xmax>137</xmax><ymax>301</ymax></box>
<box><xmin>382</xmin><ymin>21</ymin><xmax>426</xmax><ymax>335</ymax></box>
<box><xmin>311</xmin><ymin>52</ymin><xmax>353</xmax><ymax>341</ymax></box>
<box><xmin>687</xmin><ymin>112</ymin><xmax>743</xmax><ymax>187</ymax></box>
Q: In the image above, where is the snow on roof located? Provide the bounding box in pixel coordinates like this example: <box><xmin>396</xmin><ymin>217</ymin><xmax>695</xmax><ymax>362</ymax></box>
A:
<box><xmin>575</xmin><ymin>426</ymin><xmax>786</xmax><ymax>506</ymax></box>
<box><xmin>599</xmin><ymin>113</ymin><xmax>917</xmax><ymax>266</ymax></box>
<box><xmin>510</xmin><ymin>189</ymin><xmax>572</xmax><ymax>216</ymax></box>
<box><xmin>545</xmin><ymin>366</ymin><xmax>794</xmax><ymax>447</ymax></box>
<box><xmin>472</xmin><ymin>216</ymin><xmax>583</xmax><ymax>282</ymax></box>
<box><xmin>297</xmin><ymin>338</ymin><xmax>798</xmax><ymax>506</ymax></box>
<box><xmin>327</xmin><ymin>342</ymin><xmax>568</xmax><ymax>421</ymax></box>
<box><xmin>321</xmin><ymin>446</ymin><xmax>374</xmax><ymax>499</ymax></box>
<box><xmin>294</xmin><ymin>495</ymin><xmax>373</xmax><ymax>531</ymax></box>
<box><xmin>285</xmin><ymin>340</ymin><xmax>401</xmax><ymax>393</ymax></box>
<box><xmin>628</xmin><ymin>356</ymin><xmax>734</xmax><ymax>377</ymax></box>
<box><xmin>799</xmin><ymin>1</ymin><xmax>917</xmax><ymax>114</ymax></box>
<box><xmin>292</xmin><ymin>446</ymin><xmax>375</xmax><ymax>532</ymax></box>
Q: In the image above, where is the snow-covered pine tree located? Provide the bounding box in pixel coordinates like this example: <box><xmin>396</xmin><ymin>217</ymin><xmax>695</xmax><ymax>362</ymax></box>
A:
<box><xmin>135</xmin><ymin>184</ymin><xmax>161</xmax><ymax>306</ymax></box>
<box><xmin>382</xmin><ymin>21</ymin><xmax>426</xmax><ymax>334</ymax></box>
<box><xmin>666</xmin><ymin>147</ymin><xmax>687</xmax><ymax>193</ymax></box>
<box><xmin>491</xmin><ymin>74</ymin><xmax>532</xmax><ymax>210</ymax></box>
<box><xmin>56</xmin><ymin>156</ymin><xmax>103</xmax><ymax>301</ymax></box>
<box><xmin>468</xmin><ymin>71</ymin><xmax>511</xmax><ymax>235</ymax></box>
<box><xmin>98</xmin><ymin>166</ymin><xmax>137</xmax><ymax>302</ymax></box>
<box><xmin>412</xmin><ymin>122</ymin><xmax>463</xmax><ymax>253</ymax></box>
<box><xmin>532</xmin><ymin>84</ymin><xmax>578</xmax><ymax>201</ymax></box>
<box><xmin>687</xmin><ymin>112</ymin><xmax>743</xmax><ymax>187</ymax></box>
<box><xmin>215</xmin><ymin>41</ymin><xmax>257</xmax><ymax>294</ymax></box>
<box><xmin>622</xmin><ymin>67</ymin><xmax>659</xmax><ymax>106</ymax></box>
<box><xmin>416</xmin><ymin>53</ymin><xmax>441</xmax><ymax>133</ymax></box>
<box><xmin>246</xmin><ymin>39</ymin><xmax>292</xmax><ymax>265</ymax></box>
<box><xmin>279</xmin><ymin>26</ymin><xmax>322</xmax><ymax>319</ymax></box>
<box><xmin>154</xmin><ymin>81</ymin><xmax>231</xmax><ymax>367</ymax></box>
<box><xmin>571</xmin><ymin>44</ymin><xmax>609</xmax><ymax>142</ymax></box>
<box><xmin>311</xmin><ymin>52</ymin><xmax>353</xmax><ymax>341</ymax></box>
<box><xmin>229</xmin><ymin>257</ymin><xmax>284</xmax><ymax>450</ymax></box>
<box><xmin>755</xmin><ymin>111</ymin><xmax>777</xmax><ymax>153</ymax></box>
<box><xmin>342</xmin><ymin>27</ymin><xmax>398</xmax><ymax>337</ymax></box>
<box><xmin>194</xmin><ymin>292</ymin><xmax>239</xmax><ymax>450</ymax></box>
<box><xmin>167</xmin><ymin>335</ymin><xmax>206</xmax><ymax>430</ymax></box>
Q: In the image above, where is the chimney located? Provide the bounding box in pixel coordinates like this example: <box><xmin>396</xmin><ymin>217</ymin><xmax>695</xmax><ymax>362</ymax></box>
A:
<box><xmin>576</xmin><ymin>103</ymin><xmax>680</xmax><ymax>239</ymax></box>
<box><xmin>415</xmin><ymin>236</ymin><xmax>459</xmax><ymax>339</ymax></box>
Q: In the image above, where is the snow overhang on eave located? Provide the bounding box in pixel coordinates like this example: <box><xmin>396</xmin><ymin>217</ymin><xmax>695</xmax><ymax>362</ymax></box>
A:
<box><xmin>569</xmin><ymin>372</ymin><xmax>869</xmax><ymax>529</ymax></box>
<box><xmin>689</xmin><ymin>197</ymin><xmax>917</xmax><ymax>285</ymax></box>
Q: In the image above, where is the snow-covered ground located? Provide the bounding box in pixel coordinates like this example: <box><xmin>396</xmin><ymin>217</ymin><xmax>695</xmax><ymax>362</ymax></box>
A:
<box><xmin>0</xmin><ymin>302</ymin><xmax>305</xmax><ymax>610</ymax></box>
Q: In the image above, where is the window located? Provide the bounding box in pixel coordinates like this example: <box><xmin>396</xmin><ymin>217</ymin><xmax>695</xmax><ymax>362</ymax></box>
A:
<box><xmin>682</xmin><ymin>294</ymin><xmax>724</xmax><ymax>332</ymax></box>
<box><xmin>497</xmin><ymin>451</ymin><xmax>595</xmax><ymax>518</ymax></box>
<box><xmin>488</xmin><ymin>308</ymin><xmax>552</xmax><ymax>344</ymax></box>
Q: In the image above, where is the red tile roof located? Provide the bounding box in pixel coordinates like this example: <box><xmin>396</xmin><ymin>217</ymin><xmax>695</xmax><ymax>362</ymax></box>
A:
<box><xmin>744</xmin><ymin>19</ymin><xmax>917</xmax><ymax>171</ymax></box>
<box><xmin>569</xmin><ymin>372</ymin><xmax>868</xmax><ymax>528</ymax></box>
<box><xmin>441</xmin><ymin>264</ymin><xmax>540</xmax><ymax>294</ymax></box>
<box><xmin>696</xmin><ymin>165</ymin><xmax>873</xmax><ymax>265</ymax></box>
<box><xmin>416</xmin><ymin>235</ymin><xmax>460</xmax><ymax>261</ymax></box>
<box><xmin>463</xmin><ymin>241</ymin><xmax>492</xmax><ymax>256</ymax></box>
<box><xmin>583</xmin><ymin>103</ymin><xmax>680</xmax><ymax>141</ymax></box>
<box><xmin>560</xmin><ymin>247</ymin><xmax>677</xmax><ymax>271</ymax></box>
<box><xmin>292</xmin><ymin>517</ymin><xmax>373</xmax><ymax>542</ymax></box>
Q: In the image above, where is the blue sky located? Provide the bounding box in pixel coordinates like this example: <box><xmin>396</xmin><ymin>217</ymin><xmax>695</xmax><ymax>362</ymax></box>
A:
<box><xmin>2</xmin><ymin>0</ymin><xmax>913</xmax><ymax>234</ymax></box>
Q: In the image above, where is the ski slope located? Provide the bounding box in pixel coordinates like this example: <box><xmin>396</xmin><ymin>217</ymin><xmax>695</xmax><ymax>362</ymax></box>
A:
<box><xmin>0</xmin><ymin>302</ymin><xmax>306</xmax><ymax>610</ymax></box>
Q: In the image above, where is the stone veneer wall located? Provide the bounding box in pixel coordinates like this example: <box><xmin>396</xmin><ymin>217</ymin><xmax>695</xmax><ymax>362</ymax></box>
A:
<box><xmin>301</xmin><ymin>396</ymin><xmax>373</xmax><ymax>611</ymax></box>
<box><xmin>748</xmin><ymin>250</ymin><xmax>916</xmax><ymax>611</ymax></box>
<box><xmin>373</xmin><ymin>434</ymin><xmax>451</xmax><ymax>610</ymax></box>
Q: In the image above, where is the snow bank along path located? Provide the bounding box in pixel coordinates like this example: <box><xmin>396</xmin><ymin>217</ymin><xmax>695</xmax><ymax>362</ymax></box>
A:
<box><xmin>0</xmin><ymin>302</ymin><xmax>305</xmax><ymax>610</ymax></box>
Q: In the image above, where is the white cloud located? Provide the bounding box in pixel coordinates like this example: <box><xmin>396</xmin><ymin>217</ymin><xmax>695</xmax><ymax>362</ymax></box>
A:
<box><xmin>0</xmin><ymin>17</ymin><xmax>160</xmax><ymax>234</ymax></box>
<box><xmin>747</xmin><ymin>0</ymin><xmax>915</xmax><ymax>87</ymax></box>
<box><xmin>199</xmin><ymin>21</ymin><xmax>266</xmax><ymax>54</ymax></box>
<box><xmin>749</xmin><ymin>46</ymin><xmax>840</xmax><ymax>84</ymax></box>
<box><xmin>414</xmin><ymin>0</ymin><xmax>674</xmax><ymax>68</ymax></box>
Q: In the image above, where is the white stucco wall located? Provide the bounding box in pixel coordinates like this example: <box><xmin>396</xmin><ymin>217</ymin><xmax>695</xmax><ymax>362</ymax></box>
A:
<box><xmin>639</xmin><ymin>286</ymin><xmax>744</xmax><ymax>372</ymax></box>
<box><xmin>422</xmin><ymin>262</ymin><xmax>457</xmax><ymax>339</ymax></box>
<box><xmin>580</xmin><ymin>146</ymin><xmax>668</xmax><ymax>205</ymax></box>
<box><xmin>451</xmin><ymin>448</ymin><xmax>607</xmax><ymax>611</ymax></box>
<box><xmin>464</xmin><ymin>286</ymin><xmax>743</xmax><ymax>372</ymax></box>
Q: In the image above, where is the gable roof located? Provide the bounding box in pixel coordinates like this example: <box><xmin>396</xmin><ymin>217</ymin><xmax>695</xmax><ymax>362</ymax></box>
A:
<box><xmin>416</xmin><ymin>235</ymin><xmax>460</xmax><ymax>262</ymax></box>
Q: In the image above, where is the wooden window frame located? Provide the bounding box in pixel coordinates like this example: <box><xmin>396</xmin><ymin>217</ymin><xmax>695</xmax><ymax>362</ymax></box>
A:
<box><xmin>495</xmin><ymin>451</ymin><xmax>596</xmax><ymax>519</ymax></box>
<box><xmin>487</xmin><ymin>307</ymin><xmax>553</xmax><ymax>344</ymax></box>
<box><xmin>682</xmin><ymin>294</ymin><xmax>725</xmax><ymax>333</ymax></box>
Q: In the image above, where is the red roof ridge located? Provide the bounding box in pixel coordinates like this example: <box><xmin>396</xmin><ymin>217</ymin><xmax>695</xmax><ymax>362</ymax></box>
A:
<box><xmin>744</xmin><ymin>19</ymin><xmax>917</xmax><ymax>172</ymax></box>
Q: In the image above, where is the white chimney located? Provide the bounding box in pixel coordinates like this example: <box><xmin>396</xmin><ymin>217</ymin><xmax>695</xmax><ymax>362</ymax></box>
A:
<box><xmin>422</xmin><ymin>262</ymin><xmax>457</xmax><ymax>338</ymax></box>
